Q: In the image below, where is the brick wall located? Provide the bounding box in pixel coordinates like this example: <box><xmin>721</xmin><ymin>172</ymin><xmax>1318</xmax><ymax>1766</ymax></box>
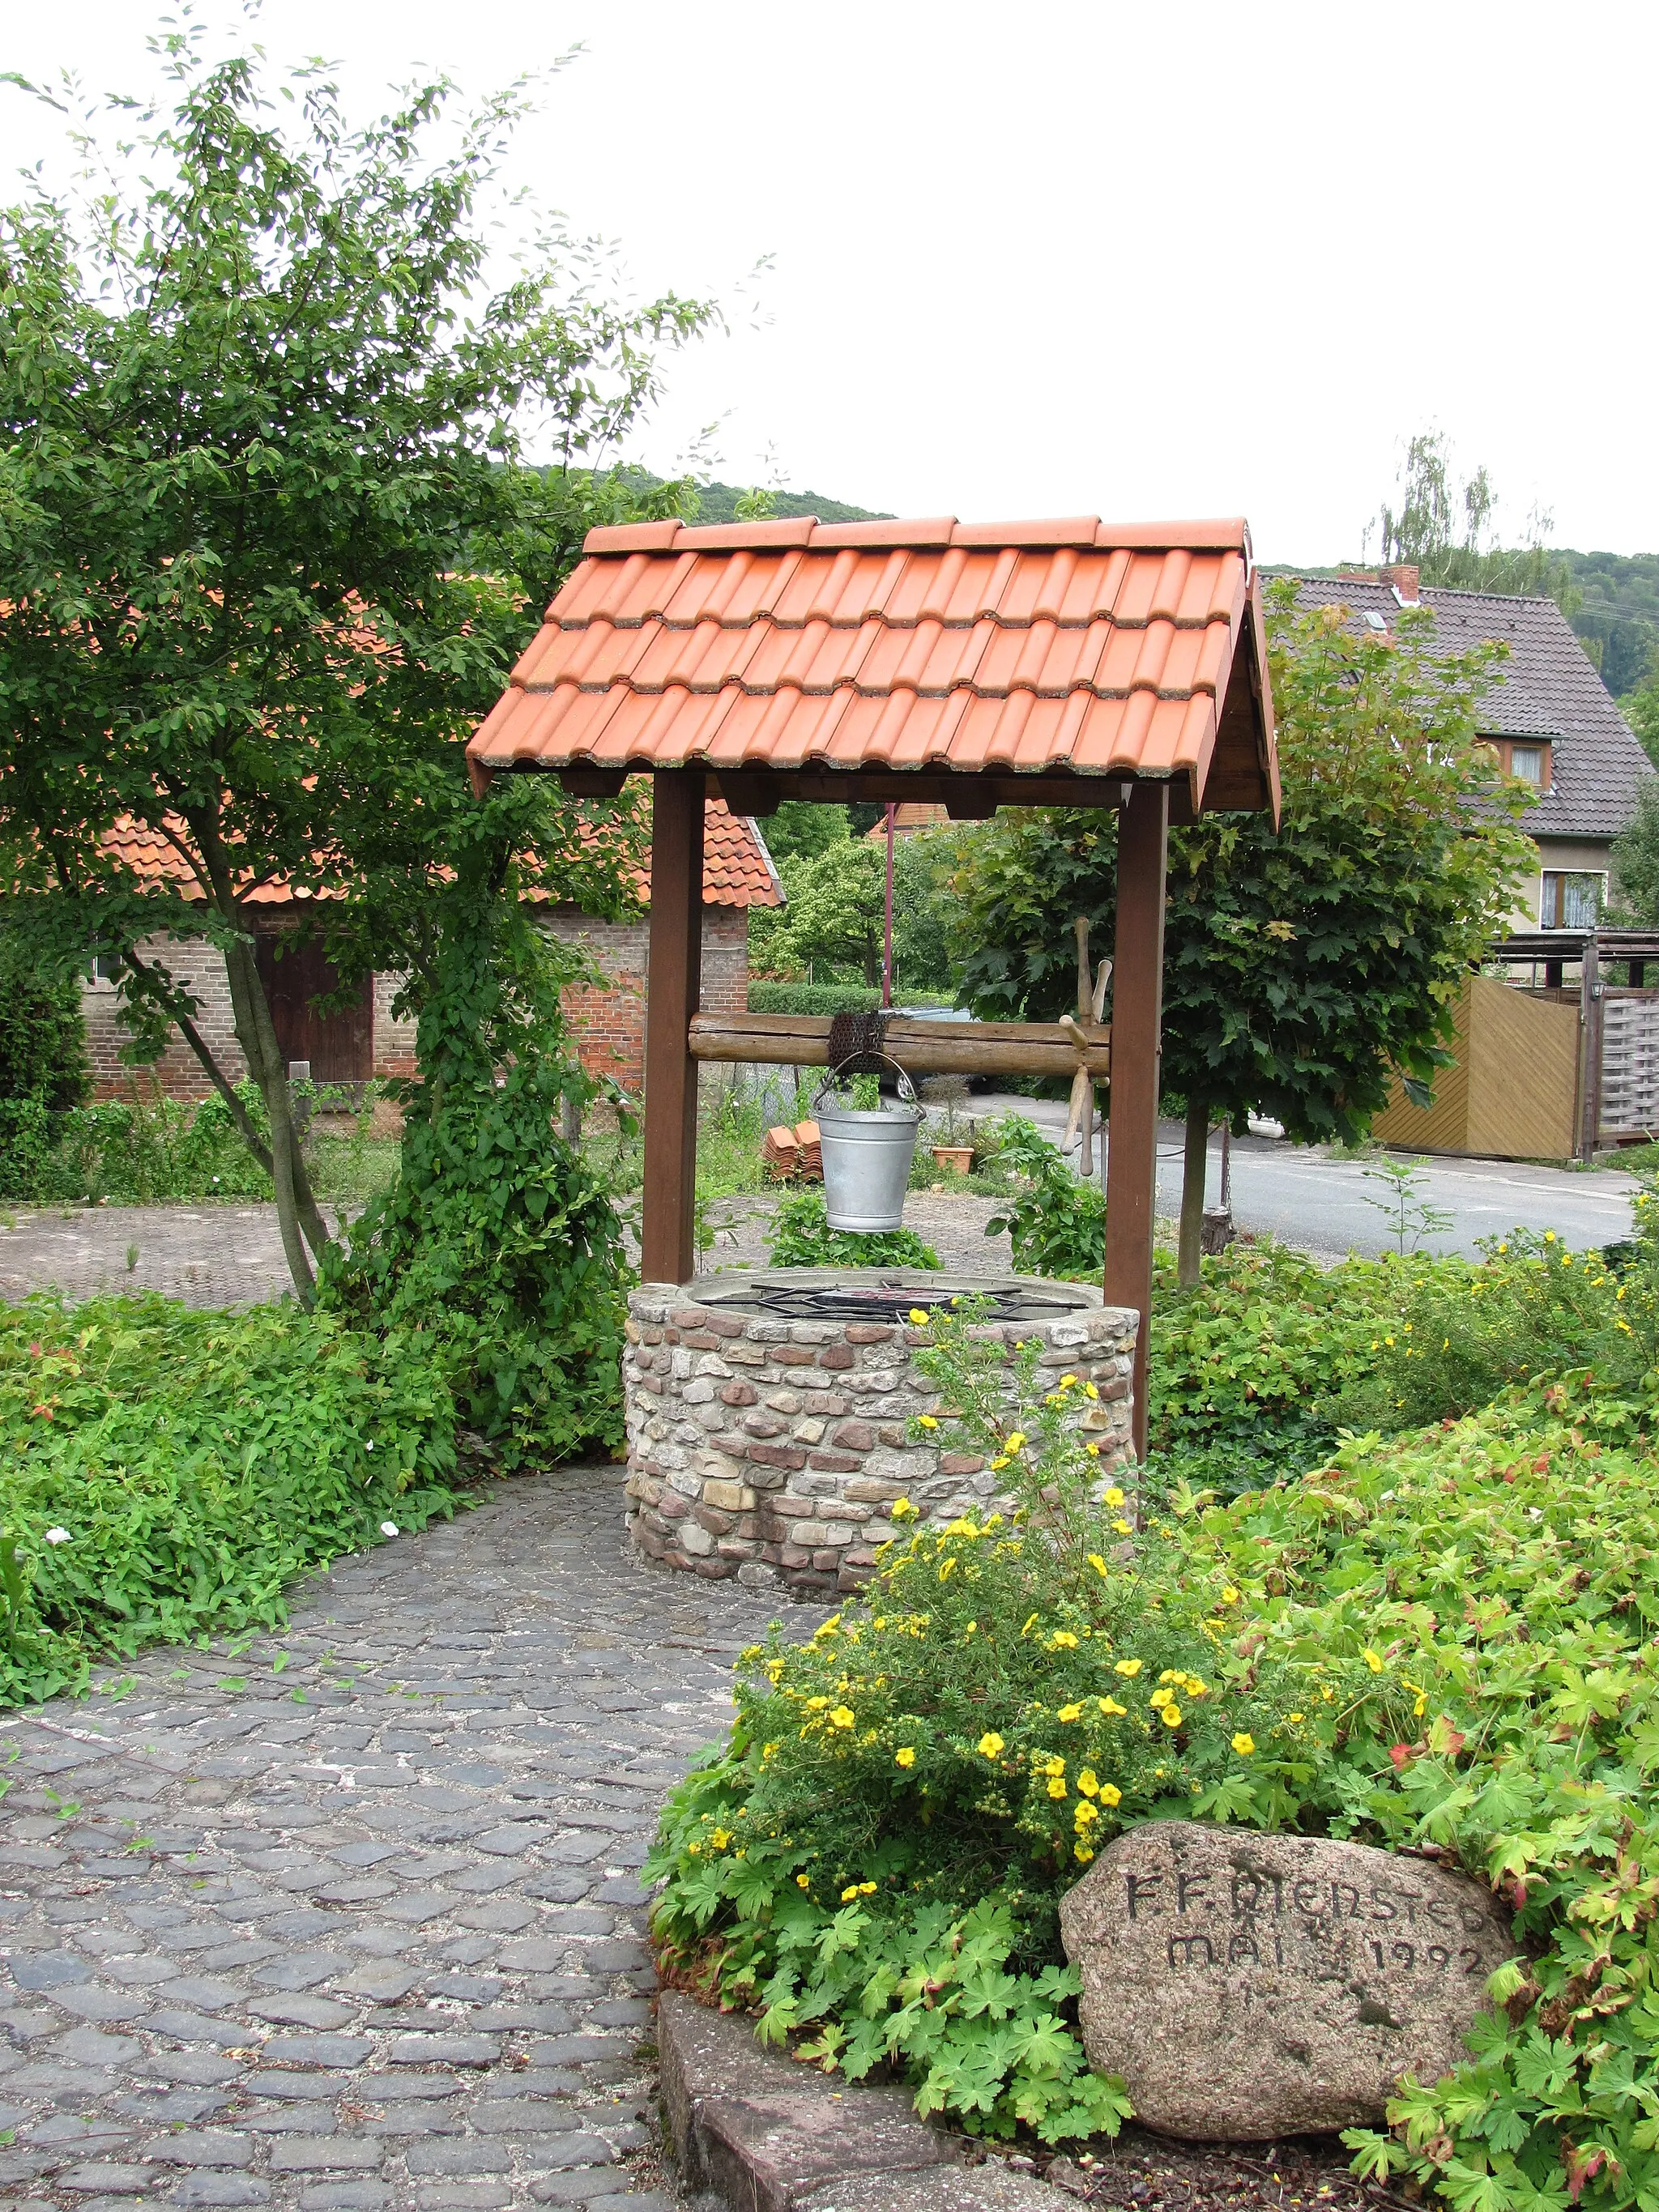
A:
<box><xmin>546</xmin><ymin>903</ymin><xmax>749</xmax><ymax>1098</ymax></box>
<box><xmin>81</xmin><ymin>935</ymin><xmax>246</xmax><ymax>1102</ymax></box>
<box><xmin>82</xmin><ymin>906</ymin><xmax>751</xmax><ymax>1103</ymax></box>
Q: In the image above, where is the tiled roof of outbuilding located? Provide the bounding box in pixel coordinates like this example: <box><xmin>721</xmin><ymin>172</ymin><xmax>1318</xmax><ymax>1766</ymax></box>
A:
<box><xmin>1287</xmin><ymin>576</ymin><xmax>1655</xmax><ymax>842</ymax></box>
<box><xmin>96</xmin><ymin>799</ymin><xmax>781</xmax><ymax>911</ymax></box>
<box><xmin>468</xmin><ymin>515</ymin><xmax>1279</xmax><ymax>816</ymax></box>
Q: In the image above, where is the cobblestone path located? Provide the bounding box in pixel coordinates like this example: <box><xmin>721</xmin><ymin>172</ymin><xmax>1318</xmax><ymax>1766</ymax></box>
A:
<box><xmin>0</xmin><ymin>1469</ymin><xmax>804</xmax><ymax>2212</ymax></box>
<box><xmin>1</xmin><ymin>1191</ymin><xmax>1018</xmax><ymax>1312</ymax></box>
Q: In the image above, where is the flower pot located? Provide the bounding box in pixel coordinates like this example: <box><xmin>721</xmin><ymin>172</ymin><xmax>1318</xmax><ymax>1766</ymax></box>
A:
<box><xmin>931</xmin><ymin>1144</ymin><xmax>975</xmax><ymax>1177</ymax></box>
<box><xmin>814</xmin><ymin>1058</ymin><xmax>923</xmax><ymax>1232</ymax></box>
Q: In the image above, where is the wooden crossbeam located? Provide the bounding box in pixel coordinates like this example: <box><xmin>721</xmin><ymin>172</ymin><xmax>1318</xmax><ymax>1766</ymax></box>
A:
<box><xmin>688</xmin><ymin>1011</ymin><xmax>1109</xmax><ymax>1080</ymax></box>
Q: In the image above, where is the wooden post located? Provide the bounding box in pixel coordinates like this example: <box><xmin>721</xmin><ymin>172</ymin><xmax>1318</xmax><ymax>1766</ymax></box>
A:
<box><xmin>1102</xmin><ymin>781</ymin><xmax>1168</xmax><ymax>1462</ymax></box>
<box><xmin>1579</xmin><ymin>933</ymin><xmax>1604</xmax><ymax>1163</ymax></box>
<box><xmin>642</xmin><ymin>769</ymin><xmax>705</xmax><ymax>1285</ymax></box>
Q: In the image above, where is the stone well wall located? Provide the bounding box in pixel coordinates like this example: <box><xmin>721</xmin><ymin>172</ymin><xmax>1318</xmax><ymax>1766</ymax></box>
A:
<box><xmin>622</xmin><ymin>1271</ymin><xmax>1138</xmax><ymax>1598</ymax></box>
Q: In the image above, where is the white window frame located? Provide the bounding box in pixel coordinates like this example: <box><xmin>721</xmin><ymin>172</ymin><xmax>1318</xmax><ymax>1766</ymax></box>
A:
<box><xmin>1538</xmin><ymin>868</ymin><xmax>1608</xmax><ymax>930</ymax></box>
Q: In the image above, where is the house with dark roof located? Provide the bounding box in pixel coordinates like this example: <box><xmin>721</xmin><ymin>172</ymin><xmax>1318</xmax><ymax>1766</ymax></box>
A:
<box><xmin>1290</xmin><ymin>563</ymin><xmax>1655</xmax><ymax>927</ymax></box>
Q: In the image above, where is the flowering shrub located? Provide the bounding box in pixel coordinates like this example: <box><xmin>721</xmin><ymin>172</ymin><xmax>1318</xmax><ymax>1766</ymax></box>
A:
<box><xmin>651</xmin><ymin>1293</ymin><xmax>1659</xmax><ymax>2208</ymax></box>
<box><xmin>649</xmin><ymin>1302</ymin><xmax>1307</xmax><ymax>2142</ymax></box>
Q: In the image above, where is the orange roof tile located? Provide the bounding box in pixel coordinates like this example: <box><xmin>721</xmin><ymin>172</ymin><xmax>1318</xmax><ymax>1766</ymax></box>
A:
<box><xmin>467</xmin><ymin>515</ymin><xmax>1278</xmax><ymax>816</ymax></box>
<box><xmin>96</xmin><ymin>798</ymin><xmax>780</xmax><ymax>912</ymax></box>
<box><xmin>863</xmin><ymin>802</ymin><xmax>949</xmax><ymax>839</ymax></box>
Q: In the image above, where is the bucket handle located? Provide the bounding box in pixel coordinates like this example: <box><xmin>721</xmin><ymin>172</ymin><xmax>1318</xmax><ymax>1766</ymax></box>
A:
<box><xmin>814</xmin><ymin>1053</ymin><xmax>923</xmax><ymax>1120</ymax></box>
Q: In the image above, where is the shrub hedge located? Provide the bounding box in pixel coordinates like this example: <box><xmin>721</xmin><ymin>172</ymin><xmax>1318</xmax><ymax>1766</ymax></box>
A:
<box><xmin>748</xmin><ymin>981</ymin><xmax>882</xmax><ymax>1017</ymax></box>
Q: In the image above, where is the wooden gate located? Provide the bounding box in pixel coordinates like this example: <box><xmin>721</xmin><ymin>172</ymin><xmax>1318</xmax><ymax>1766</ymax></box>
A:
<box><xmin>253</xmin><ymin>932</ymin><xmax>373</xmax><ymax>1084</ymax></box>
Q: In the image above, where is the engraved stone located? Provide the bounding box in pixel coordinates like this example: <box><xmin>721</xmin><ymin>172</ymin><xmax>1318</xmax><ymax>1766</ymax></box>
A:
<box><xmin>1060</xmin><ymin>1822</ymin><xmax>1515</xmax><ymax>2140</ymax></box>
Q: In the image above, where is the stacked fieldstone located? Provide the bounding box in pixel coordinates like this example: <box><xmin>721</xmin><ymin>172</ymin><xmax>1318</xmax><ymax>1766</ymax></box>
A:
<box><xmin>623</xmin><ymin>1272</ymin><xmax>1137</xmax><ymax>1597</ymax></box>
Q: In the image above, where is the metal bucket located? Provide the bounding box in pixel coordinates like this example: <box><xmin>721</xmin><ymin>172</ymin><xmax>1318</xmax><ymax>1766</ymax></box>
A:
<box><xmin>814</xmin><ymin>1057</ymin><xmax>923</xmax><ymax>1233</ymax></box>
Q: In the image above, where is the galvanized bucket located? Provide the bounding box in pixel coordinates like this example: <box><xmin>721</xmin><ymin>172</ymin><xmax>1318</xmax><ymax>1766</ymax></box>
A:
<box><xmin>814</xmin><ymin>1056</ymin><xmax>923</xmax><ymax>1233</ymax></box>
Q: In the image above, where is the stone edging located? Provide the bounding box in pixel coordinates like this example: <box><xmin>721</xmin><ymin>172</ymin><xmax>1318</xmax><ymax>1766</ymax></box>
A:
<box><xmin>656</xmin><ymin>1988</ymin><xmax>1062</xmax><ymax>2212</ymax></box>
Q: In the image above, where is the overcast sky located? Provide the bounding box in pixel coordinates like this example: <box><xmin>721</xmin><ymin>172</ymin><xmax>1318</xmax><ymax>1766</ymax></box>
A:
<box><xmin>6</xmin><ymin>1</ymin><xmax>1653</xmax><ymax>565</ymax></box>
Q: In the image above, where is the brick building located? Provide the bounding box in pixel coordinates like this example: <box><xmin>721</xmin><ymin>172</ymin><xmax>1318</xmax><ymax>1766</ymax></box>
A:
<box><xmin>80</xmin><ymin>799</ymin><xmax>782</xmax><ymax>1101</ymax></box>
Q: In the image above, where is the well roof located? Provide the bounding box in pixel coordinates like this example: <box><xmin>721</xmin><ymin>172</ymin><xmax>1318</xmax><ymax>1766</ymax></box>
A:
<box><xmin>467</xmin><ymin>516</ymin><xmax>1278</xmax><ymax>817</ymax></box>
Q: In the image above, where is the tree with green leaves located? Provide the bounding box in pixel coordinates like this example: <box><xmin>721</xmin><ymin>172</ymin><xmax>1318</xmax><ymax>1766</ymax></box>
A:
<box><xmin>752</xmin><ymin>837</ymin><xmax>888</xmax><ymax>987</ymax></box>
<box><xmin>0</xmin><ymin>26</ymin><xmax>713</xmax><ymax>1304</ymax></box>
<box><xmin>953</xmin><ymin>582</ymin><xmax>1533</xmax><ymax>1282</ymax></box>
<box><xmin>1371</xmin><ymin>429</ymin><xmax>1581</xmax><ymax>612</ymax></box>
<box><xmin>761</xmin><ymin>801</ymin><xmax>853</xmax><ymax>865</ymax></box>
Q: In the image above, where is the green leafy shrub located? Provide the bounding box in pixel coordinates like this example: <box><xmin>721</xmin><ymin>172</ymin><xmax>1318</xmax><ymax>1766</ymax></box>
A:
<box><xmin>0</xmin><ymin>1292</ymin><xmax>458</xmax><ymax>1703</ymax></box>
<box><xmin>766</xmin><ymin>1189</ymin><xmax>940</xmax><ymax>1271</ymax></box>
<box><xmin>748</xmin><ymin>982</ymin><xmax>882</xmax><ymax>1016</ymax></box>
<box><xmin>321</xmin><ymin>1058</ymin><xmax>631</xmax><ymax>1467</ymax></box>
<box><xmin>983</xmin><ymin>1116</ymin><xmax>1104</xmax><ymax>1278</ymax></box>
<box><xmin>1145</xmin><ymin>1215</ymin><xmax>1659</xmax><ymax>1498</ymax></box>
<box><xmin>651</xmin><ymin>1294</ymin><xmax>1659</xmax><ymax>2210</ymax></box>
<box><xmin>0</xmin><ymin>927</ymin><xmax>92</xmax><ymax>1200</ymax></box>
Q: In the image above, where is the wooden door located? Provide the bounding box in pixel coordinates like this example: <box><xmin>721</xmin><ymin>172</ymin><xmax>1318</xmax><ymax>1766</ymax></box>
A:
<box><xmin>253</xmin><ymin>931</ymin><xmax>374</xmax><ymax>1083</ymax></box>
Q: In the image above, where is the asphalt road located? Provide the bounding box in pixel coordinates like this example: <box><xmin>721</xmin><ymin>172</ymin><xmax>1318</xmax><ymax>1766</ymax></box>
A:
<box><xmin>962</xmin><ymin>1094</ymin><xmax>1644</xmax><ymax>1264</ymax></box>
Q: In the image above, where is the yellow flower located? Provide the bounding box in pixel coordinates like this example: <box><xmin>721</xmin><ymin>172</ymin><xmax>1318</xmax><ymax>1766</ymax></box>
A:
<box><xmin>1058</xmin><ymin>1702</ymin><xmax>1084</xmax><ymax>1722</ymax></box>
<box><xmin>1084</xmin><ymin>1382</ymin><xmax>1098</xmax><ymax>1400</ymax></box>
<box><xmin>1098</xmin><ymin>1781</ymin><xmax>1123</xmax><ymax>1807</ymax></box>
<box><xmin>1021</xmin><ymin>1613</ymin><xmax>1039</xmax><ymax>1635</ymax></box>
<box><xmin>1221</xmin><ymin>1586</ymin><xmax>1239</xmax><ymax>1605</ymax></box>
<box><xmin>1158</xmin><ymin>1669</ymin><xmax>1184</xmax><ymax>1685</ymax></box>
<box><xmin>1363</xmin><ymin>1650</ymin><xmax>1384</xmax><ymax>1674</ymax></box>
<box><xmin>1288</xmin><ymin>1711</ymin><xmax>1304</xmax><ymax>1724</ymax></box>
<box><xmin>841</xmin><ymin>1884</ymin><xmax>860</xmax><ymax>1901</ymax></box>
<box><xmin>909</xmin><ymin>1308</ymin><xmax>931</xmax><ymax>1325</ymax></box>
<box><xmin>917</xmin><ymin>1413</ymin><xmax>939</xmax><ymax>1429</ymax></box>
<box><xmin>1149</xmin><ymin>1688</ymin><xmax>1171</xmax><ymax>1710</ymax></box>
<box><xmin>710</xmin><ymin>1828</ymin><xmax>731</xmax><ymax>1849</ymax></box>
<box><xmin>1048</xmin><ymin>1630</ymin><xmax>1079</xmax><ymax>1650</ymax></box>
<box><xmin>859</xmin><ymin>1881</ymin><xmax>877</xmax><ymax>1894</ymax></box>
<box><xmin>830</xmin><ymin>1706</ymin><xmax>855</xmax><ymax>1729</ymax></box>
<box><xmin>1160</xmin><ymin>1703</ymin><xmax>1183</xmax><ymax>1728</ymax></box>
<box><xmin>1103</xmin><ymin>1486</ymin><xmax>1125</xmax><ymax>1507</ymax></box>
<box><xmin>1112</xmin><ymin>1518</ymin><xmax>1132</xmax><ymax>1535</ymax></box>
<box><xmin>806</xmin><ymin>1695</ymin><xmax>830</xmax><ymax>1711</ymax></box>
<box><xmin>1005</xmin><ymin>1431</ymin><xmax>1027</xmax><ymax>1453</ymax></box>
<box><xmin>892</xmin><ymin>1498</ymin><xmax>917</xmax><ymax>1520</ymax></box>
<box><xmin>895</xmin><ymin>1746</ymin><xmax>916</xmax><ymax>1768</ymax></box>
<box><xmin>1097</xmin><ymin>1696</ymin><xmax>1127</xmax><ymax>1716</ymax></box>
<box><xmin>1115</xmin><ymin>1658</ymin><xmax>1142</xmax><ymax>1677</ymax></box>
<box><xmin>939</xmin><ymin>1558</ymin><xmax>957</xmax><ymax>1581</ymax></box>
<box><xmin>1042</xmin><ymin>1754</ymin><xmax>1066</xmax><ymax>1776</ymax></box>
<box><xmin>1086</xmin><ymin>1553</ymin><xmax>1109</xmax><ymax>1578</ymax></box>
<box><xmin>1074</xmin><ymin>1845</ymin><xmax>1094</xmax><ymax>1863</ymax></box>
<box><xmin>1047</xmin><ymin>1776</ymin><xmax>1068</xmax><ymax>1799</ymax></box>
<box><xmin>1077</xmin><ymin>1768</ymin><xmax>1099</xmax><ymax>1796</ymax></box>
<box><xmin>989</xmin><ymin>1455</ymin><xmax>1010</xmax><ymax>1473</ymax></box>
<box><xmin>978</xmin><ymin>1732</ymin><xmax>1004</xmax><ymax>1758</ymax></box>
<box><xmin>1074</xmin><ymin>1800</ymin><xmax>1098</xmax><ymax>1827</ymax></box>
<box><xmin>1085</xmin><ymin>1443</ymin><xmax>1101</xmax><ymax>1457</ymax></box>
<box><xmin>1231</xmin><ymin>1732</ymin><xmax>1256</xmax><ymax>1756</ymax></box>
<box><xmin>1185</xmin><ymin>1678</ymin><xmax>1209</xmax><ymax>1698</ymax></box>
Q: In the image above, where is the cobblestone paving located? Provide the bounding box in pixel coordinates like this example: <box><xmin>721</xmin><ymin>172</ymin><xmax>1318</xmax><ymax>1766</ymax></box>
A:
<box><xmin>0</xmin><ymin>1206</ymin><xmax>299</xmax><ymax>1311</ymax></box>
<box><xmin>2</xmin><ymin>1192</ymin><xmax>1019</xmax><ymax>1314</ymax></box>
<box><xmin>0</xmin><ymin>1469</ymin><xmax>809</xmax><ymax>2212</ymax></box>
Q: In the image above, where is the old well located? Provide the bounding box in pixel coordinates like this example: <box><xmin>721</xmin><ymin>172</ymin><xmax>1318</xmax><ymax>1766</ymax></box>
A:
<box><xmin>622</xmin><ymin>1270</ymin><xmax>1137</xmax><ymax>1596</ymax></box>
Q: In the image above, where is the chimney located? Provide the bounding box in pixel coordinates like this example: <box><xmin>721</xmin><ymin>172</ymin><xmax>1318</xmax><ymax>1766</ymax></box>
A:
<box><xmin>1382</xmin><ymin>563</ymin><xmax>1420</xmax><ymax>606</ymax></box>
